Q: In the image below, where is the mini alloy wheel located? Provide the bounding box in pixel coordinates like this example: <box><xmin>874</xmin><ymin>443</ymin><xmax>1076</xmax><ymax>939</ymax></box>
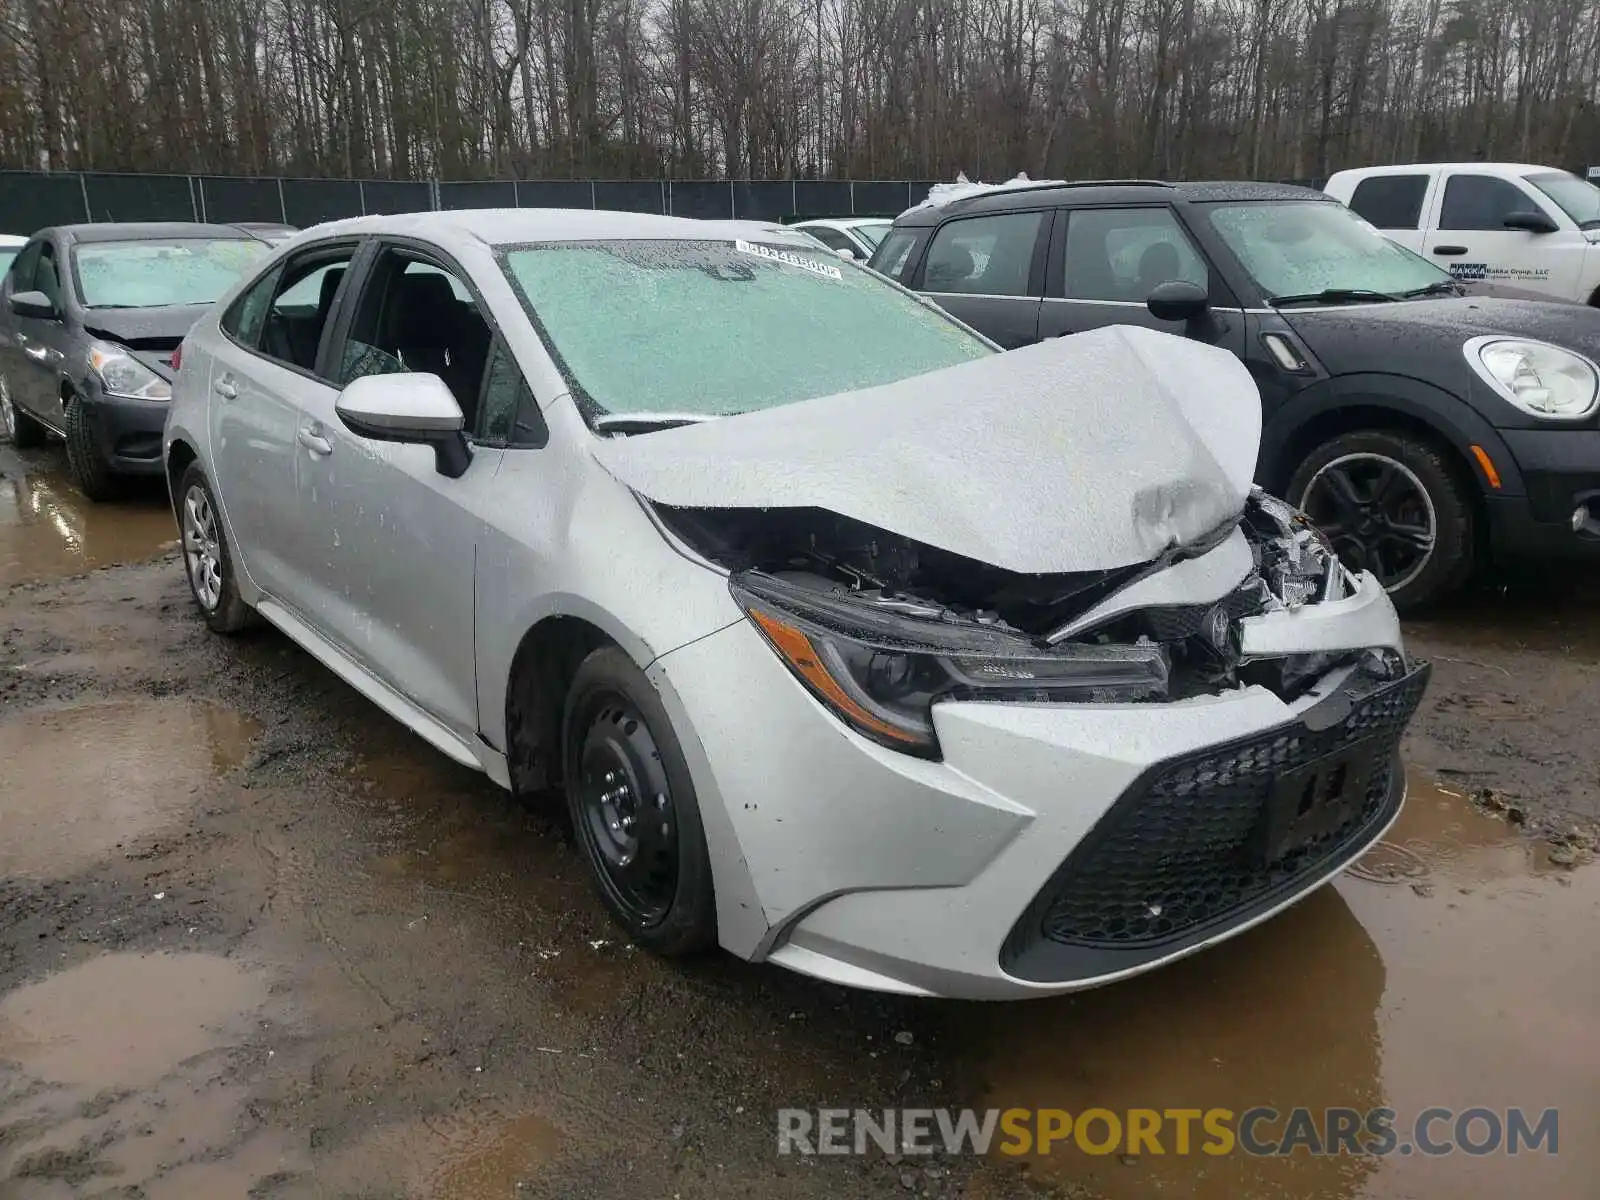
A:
<box><xmin>1300</xmin><ymin>451</ymin><xmax>1437</xmax><ymax>593</ymax></box>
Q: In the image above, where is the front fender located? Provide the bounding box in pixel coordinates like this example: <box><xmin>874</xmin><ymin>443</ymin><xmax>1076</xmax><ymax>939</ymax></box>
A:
<box><xmin>1260</xmin><ymin>373</ymin><xmax>1525</xmax><ymax>497</ymax></box>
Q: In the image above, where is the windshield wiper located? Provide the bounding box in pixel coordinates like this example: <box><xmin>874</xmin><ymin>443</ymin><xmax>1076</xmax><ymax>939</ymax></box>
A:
<box><xmin>592</xmin><ymin>412</ymin><xmax>718</xmax><ymax>435</ymax></box>
<box><xmin>1399</xmin><ymin>280</ymin><xmax>1463</xmax><ymax>299</ymax></box>
<box><xmin>1268</xmin><ymin>288</ymin><xmax>1399</xmax><ymax>307</ymax></box>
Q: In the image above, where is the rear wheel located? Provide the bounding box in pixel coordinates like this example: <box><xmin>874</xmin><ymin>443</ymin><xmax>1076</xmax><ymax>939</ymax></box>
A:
<box><xmin>0</xmin><ymin>375</ymin><xmax>47</xmax><ymax>447</ymax></box>
<box><xmin>64</xmin><ymin>395</ymin><xmax>122</xmax><ymax>501</ymax></box>
<box><xmin>177</xmin><ymin>462</ymin><xmax>256</xmax><ymax>634</ymax></box>
<box><xmin>1288</xmin><ymin>429</ymin><xmax>1475</xmax><ymax>612</ymax></box>
<box><xmin>561</xmin><ymin>646</ymin><xmax>716</xmax><ymax>955</ymax></box>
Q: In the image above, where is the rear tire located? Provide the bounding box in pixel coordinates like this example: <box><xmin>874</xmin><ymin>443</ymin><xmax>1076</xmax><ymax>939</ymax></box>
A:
<box><xmin>177</xmin><ymin>461</ymin><xmax>256</xmax><ymax>635</ymax></box>
<box><xmin>64</xmin><ymin>395</ymin><xmax>123</xmax><ymax>501</ymax></box>
<box><xmin>561</xmin><ymin>646</ymin><xmax>717</xmax><ymax>956</ymax></box>
<box><xmin>1288</xmin><ymin>429</ymin><xmax>1475</xmax><ymax>612</ymax></box>
<box><xmin>0</xmin><ymin>375</ymin><xmax>47</xmax><ymax>448</ymax></box>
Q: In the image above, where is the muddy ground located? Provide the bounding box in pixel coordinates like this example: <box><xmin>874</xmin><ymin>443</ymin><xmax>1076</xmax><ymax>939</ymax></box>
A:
<box><xmin>1</xmin><ymin>443</ymin><xmax>1597</xmax><ymax>1200</ymax></box>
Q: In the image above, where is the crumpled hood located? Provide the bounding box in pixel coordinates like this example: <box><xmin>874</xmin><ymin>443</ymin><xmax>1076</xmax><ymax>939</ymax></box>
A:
<box><xmin>589</xmin><ymin>324</ymin><xmax>1261</xmax><ymax>574</ymax></box>
<box><xmin>81</xmin><ymin>304</ymin><xmax>211</xmax><ymax>346</ymax></box>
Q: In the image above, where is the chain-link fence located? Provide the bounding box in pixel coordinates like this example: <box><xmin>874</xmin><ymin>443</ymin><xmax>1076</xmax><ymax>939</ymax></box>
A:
<box><xmin>0</xmin><ymin>171</ymin><xmax>950</xmax><ymax>235</ymax></box>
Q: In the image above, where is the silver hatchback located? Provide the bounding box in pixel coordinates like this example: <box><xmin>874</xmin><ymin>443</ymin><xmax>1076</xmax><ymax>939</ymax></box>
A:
<box><xmin>164</xmin><ymin>209</ymin><xmax>1427</xmax><ymax>1000</ymax></box>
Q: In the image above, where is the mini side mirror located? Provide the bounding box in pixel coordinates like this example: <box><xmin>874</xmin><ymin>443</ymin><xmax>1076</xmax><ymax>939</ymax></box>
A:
<box><xmin>8</xmin><ymin>290</ymin><xmax>56</xmax><ymax>320</ymax></box>
<box><xmin>1146</xmin><ymin>279</ymin><xmax>1211</xmax><ymax>323</ymax></box>
<box><xmin>335</xmin><ymin>372</ymin><xmax>472</xmax><ymax>478</ymax></box>
<box><xmin>1502</xmin><ymin>209</ymin><xmax>1559</xmax><ymax>234</ymax></box>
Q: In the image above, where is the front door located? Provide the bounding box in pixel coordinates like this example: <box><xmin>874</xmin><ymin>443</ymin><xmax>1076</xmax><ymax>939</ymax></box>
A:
<box><xmin>3</xmin><ymin>239</ymin><xmax>70</xmax><ymax>429</ymax></box>
<box><xmin>1426</xmin><ymin>172</ymin><xmax>1587</xmax><ymax>299</ymax></box>
<box><xmin>295</xmin><ymin>243</ymin><xmax>497</xmax><ymax>741</ymax></box>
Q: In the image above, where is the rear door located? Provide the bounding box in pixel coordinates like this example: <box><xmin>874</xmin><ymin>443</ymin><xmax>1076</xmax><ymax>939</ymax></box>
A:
<box><xmin>1037</xmin><ymin>204</ymin><xmax>1243</xmax><ymax>355</ymax></box>
<box><xmin>909</xmin><ymin>210</ymin><xmax>1048</xmax><ymax>348</ymax></box>
<box><xmin>206</xmin><ymin>239</ymin><xmax>363</xmax><ymax>600</ymax></box>
<box><xmin>1424</xmin><ymin>171</ymin><xmax>1585</xmax><ymax>299</ymax></box>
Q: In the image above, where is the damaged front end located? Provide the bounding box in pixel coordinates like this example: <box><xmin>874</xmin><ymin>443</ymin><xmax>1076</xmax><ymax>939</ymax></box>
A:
<box><xmin>654</xmin><ymin>489</ymin><xmax>1409</xmax><ymax>758</ymax></box>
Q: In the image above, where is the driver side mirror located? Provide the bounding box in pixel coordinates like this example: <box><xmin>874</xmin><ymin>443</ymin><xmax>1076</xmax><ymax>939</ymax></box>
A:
<box><xmin>1502</xmin><ymin>209</ymin><xmax>1559</xmax><ymax>234</ymax></box>
<box><xmin>335</xmin><ymin>373</ymin><xmax>473</xmax><ymax>478</ymax></box>
<box><xmin>1146</xmin><ymin>279</ymin><xmax>1211</xmax><ymax>323</ymax></box>
<box><xmin>8</xmin><ymin>290</ymin><xmax>57</xmax><ymax>320</ymax></box>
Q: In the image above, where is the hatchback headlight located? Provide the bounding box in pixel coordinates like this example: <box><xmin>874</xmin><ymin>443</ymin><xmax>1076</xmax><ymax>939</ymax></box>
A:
<box><xmin>1464</xmin><ymin>335</ymin><xmax>1598</xmax><ymax>419</ymax></box>
<box><xmin>731</xmin><ymin>574</ymin><xmax>1169</xmax><ymax>758</ymax></box>
<box><xmin>88</xmin><ymin>341</ymin><xmax>171</xmax><ymax>401</ymax></box>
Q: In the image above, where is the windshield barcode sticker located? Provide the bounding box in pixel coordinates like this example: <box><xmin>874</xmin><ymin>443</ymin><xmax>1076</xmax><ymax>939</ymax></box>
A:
<box><xmin>734</xmin><ymin>239</ymin><xmax>842</xmax><ymax>280</ymax></box>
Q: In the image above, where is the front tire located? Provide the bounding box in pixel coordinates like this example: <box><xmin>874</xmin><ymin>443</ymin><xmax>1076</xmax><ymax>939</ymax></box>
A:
<box><xmin>561</xmin><ymin>646</ymin><xmax>717</xmax><ymax>956</ymax></box>
<box><xmin>64</xmin><ymin>395</ymin><xmax>123</xmax><ymax>501</ymax></box>
<box><xmin>1288</xmin><ymin>429</ymin><xmax>1476</xmax><ymax>612</ymax></box>
<box><xmin>177</xmin><ymin>462</ymin><xmax>256</xmax><ymax>634</ymax></box>
<box><xmin>0</xmin><ymin>376</ymin><xmax>47</xmax><ymax>448</ymax></box>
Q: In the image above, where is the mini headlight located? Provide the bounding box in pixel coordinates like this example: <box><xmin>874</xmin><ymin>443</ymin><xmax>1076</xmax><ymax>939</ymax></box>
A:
<box><xmin>1464</xmin><ymin>335</ymin><xmax>1599</xmax><ymax>419</ymax></box>
<box><xmin>88</xmin><ymin>341</ymin><xmax>171</xmax><ymax>401</ymax></box>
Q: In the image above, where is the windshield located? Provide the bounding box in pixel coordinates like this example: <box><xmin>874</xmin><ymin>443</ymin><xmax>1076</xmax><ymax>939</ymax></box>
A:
<box><xmin>500</xmin><ymin>239</ymin><xmax>991</xmax><ymax>419</ymax></box>
<box><xmin>71</xmin><ymin>238</ymin><xmax>271</xmax><ymax>309</ymax></box>
<box><xmin>1201</xmin><ymin>201</ymin><xmax>1454</xmax><ymax>299</ymax></box>
<box><xmin>1526</xmin><ymin>172</ymin><xmax>1600</xmax><ymax>229</ymax></box>
<box><xmin>852</xmin><ymin>221</ymin><xmax>893</xmax><ymax>248</ymax></box>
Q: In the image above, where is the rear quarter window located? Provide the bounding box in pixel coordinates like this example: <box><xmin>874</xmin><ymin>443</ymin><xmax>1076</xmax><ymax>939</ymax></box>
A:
<box><xmin>1347</xmin><ymin>174</ymin><xmax>1430</xmax><ymax>230</ymax></box>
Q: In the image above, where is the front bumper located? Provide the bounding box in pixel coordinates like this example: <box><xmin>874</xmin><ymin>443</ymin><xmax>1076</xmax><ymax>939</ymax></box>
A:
<box><xmin>80</xmin><ymin>388</ymin><xmax>168</xmax><ymax>476</ymax></box>
<box><xmin>1488</xmin><ymin>429</ymin><xmax>1600</xmax><ymax>558</ymax></box>
<box><xmin>653</xmin><ymin>578</ymin><xmax>1428</xmax><ymax>1000</ymax></box>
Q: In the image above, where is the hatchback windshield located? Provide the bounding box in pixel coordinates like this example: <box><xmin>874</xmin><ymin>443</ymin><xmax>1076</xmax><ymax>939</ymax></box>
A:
<box><xmin>1201</xmin><ymin>201</ymin><xmax>1453</xmax><ymax>300</ymax></box>
<box><xmin>501</xmin><ymin>239</ymin><xmax>991</xmax><ymax>418</ymax></box>
<box><xmin>1527</xmin><ymin>171</ymin><xmax>1600</xmax><ymax>229</ymax></box>
<box><xmin>71</xmin><ymin>238</ymin><xmax>270</xmax><ymax>309</ymax></box>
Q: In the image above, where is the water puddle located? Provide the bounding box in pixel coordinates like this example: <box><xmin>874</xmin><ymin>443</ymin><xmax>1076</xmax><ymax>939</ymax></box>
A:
<box><xmin>0</xmin><ymin>952</ymin><xmax>300</xmax><ymax>1195</ymax></box>
<box><xmin>320</xmin><ymin>1105</ymin><xmax>562</xmax><ymax>1197</ymax></box>
<box><xmin>0</xmin><ymin>698</ymin><xmax>261</xmax><ymax>878</ymax></box>
<box><xmin>0</xmin><ymin>462</ymin><xmax>175</xmax><ymax>587</ymax></box>
<box><xmin>961</xmin><ymin>770</ymin><xmax>1598</xmax><ymax>1200</ymax></box>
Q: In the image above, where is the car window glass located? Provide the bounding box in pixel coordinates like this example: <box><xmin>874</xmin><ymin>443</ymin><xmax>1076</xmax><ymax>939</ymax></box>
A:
<box><xmin>1062</xmin><ymin>208</ymin><xmax>1208</xmax><ymax>302</ymax></box>
<box><xmin>0</xmin><ymin>250</ymin><xmax>18</xmax><ymax>281</ymax></box>
<box><xmin>923</xmin><ymin>212</ymin><xmax>1042</xmax><ymax>296</ymax></box>
<box><xmin>853</xmin><ymin>221</ymin><xmax>892</xmax><ymax>249</ymax></box>
<box><xmin>337</xmin><ymin>251</ymin><xmax>493</xmax><ymax>428</ymax></box>
<box><xmin>1439</xmin><ymin>175</ymin><xmax>1539</xmax><ymax>231</ymax></box>
<box><xmin>260</xmin><ymin>248</ymin><xmax>358</xmax><ymax>374</ymax></box>
<box><xmin>479</xmin><ymin>339</ymin><xmax>548</xmax><ymax>448</ymax></box>
<box><xmin>35</xmin><ymin>243</ymin><xmax>62</xmax><ymax>310</ymax></box>
<box><xmin>7</xmin><ymin>241</ymin><xmax>41</xmax><ymax>293</ymax></box>
<box><xmin>221</xmin><ymin>267</ymin><xmax>282</xmax><ymax>349</ymax></box>
<box><xmin>1347</xmin><ymin>175</ymin><xmax>1429</xmax><ymax>230</ymax></box>
<box><xmin>805</xmin><ymin>227</ymin><xmax>856</xmax><ymax>255</ymax></box>
<box><xmin>72</xmin><ymin>239</ymin><xmax>268</xmax><ymax>309</ymax></box>
<box><xmin>867</xmin><ymin>229</ymin><xmax>919</xmax><ymax>280</ymax></box>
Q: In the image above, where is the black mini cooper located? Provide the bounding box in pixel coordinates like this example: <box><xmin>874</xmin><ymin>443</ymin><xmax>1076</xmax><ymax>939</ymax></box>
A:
<box><xmin>869</xmin><ymin>180</ymin><xmax>1600</xmax><ymax>609</ymax></box>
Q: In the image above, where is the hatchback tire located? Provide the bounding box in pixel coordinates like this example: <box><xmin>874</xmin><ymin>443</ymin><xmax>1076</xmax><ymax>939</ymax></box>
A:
<box><xmin>1</xmin><ymin>376</ymin><xmax>47</xmax><ymax>447</ymax></box>
<box><xmin>1288</xmin><ymin>429</ymin><xmax>1475</xmax><ymax>612</ymax></box>
<box><xmin>177</xmin><ymin>462</ymin><xmax>256</xmax><ymax>634</ymax></box>
<box><xmin>561</xmin><ymin>646</ymin><xmax>717</xmax><ymax>955</ymax></box>
<box><xmin>64</xmin><ymin>396</ymin><xmax>123</xmax><ymax>501</ymax></box>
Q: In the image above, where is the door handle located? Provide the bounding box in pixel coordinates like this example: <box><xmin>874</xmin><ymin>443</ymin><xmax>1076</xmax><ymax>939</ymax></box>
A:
<box><xmin>1432</xmin><ymin>245</ymin><xmax>1469</xmax><ymax>256</ymax></box>
<box><xmin>22</xmin><ymin>344</ymin><xmax>48</xmax><ymax>361</ymax></box>
<box><xmin>297</xmin><ymin>426</ymin><xmax>333</xmax><ymax>456</ymax></box>
<box><xmin>213</xmin><ymin>377</ymin><xmax>238</xmax><ymax>400</ymax></box>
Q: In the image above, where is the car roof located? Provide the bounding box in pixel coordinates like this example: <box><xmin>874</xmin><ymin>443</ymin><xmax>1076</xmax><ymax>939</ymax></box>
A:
<box><xmin>305</xmin><ymin>208</ymin><xmax>802</xmax><ymax>249</ymax></box>
<box><xmin>1328</xmin><ymin>162</ymin><xmax>1561</xmax><ymax>177</ymax></box>
<box><xmin>795</xmin><ymin>217</ymin><xmax>892</xmax><ymax>231</ymax></box>
<box><xmin>893</xmin><ymin>179</ymin><xmax>1328</xmax><ymax>225</ymax></box>
<box><xmin>56</xmin><ymin>222</ymin><xmax>261</xmax><ymax>244</ymax></box>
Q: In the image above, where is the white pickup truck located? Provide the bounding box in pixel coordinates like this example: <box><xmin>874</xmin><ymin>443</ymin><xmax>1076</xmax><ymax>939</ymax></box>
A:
<box><xmin>1324</xmin><ymin>163</ymin><xmax>1600</xmax><ymax>306</ymax></box>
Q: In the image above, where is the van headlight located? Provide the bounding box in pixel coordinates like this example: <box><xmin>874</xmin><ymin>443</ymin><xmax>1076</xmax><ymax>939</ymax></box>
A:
<box><xmin>1464</xmin><ymin>335</ymin><xmax>1598</xmax><ymax>419</ymax></box>
<box><xmin>88</xmin><ymin>341</ymin><xmax>171</xmax><ymax>401</ymax></box>
<box><xmin>731</xmin><ymin>573</ymin><xmax>1169</xmax><ymax>758</ymax></box>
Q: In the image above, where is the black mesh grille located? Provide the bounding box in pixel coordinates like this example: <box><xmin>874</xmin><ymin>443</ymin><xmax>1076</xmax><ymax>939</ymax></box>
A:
<box><xmin>1139</xmin><ymin>587</ymin><xmax>1265</xmax><ymax>641</ymax></box>
<box><xmin>1009</xmin><ymin>663</ymin><xmax>1429</xmax><ymax>960</ymax></box>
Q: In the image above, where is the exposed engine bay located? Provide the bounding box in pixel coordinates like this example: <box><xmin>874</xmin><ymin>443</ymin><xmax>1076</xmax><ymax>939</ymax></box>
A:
<box><xmin>654</xmin><ymin>488</ymin><xmax>1400</xmax><ymax>706</ymax></box>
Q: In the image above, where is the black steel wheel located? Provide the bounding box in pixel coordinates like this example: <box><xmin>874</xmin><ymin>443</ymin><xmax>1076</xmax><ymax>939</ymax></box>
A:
<box><xmin>562</xmin><ymin>646</ymin><xmax>716</xmax><ymax>954</ymax></box>
<box><xmin>1289</xmin><ymin>429</ymin><xmax>1475</xmax><ymax>612</ymax></box>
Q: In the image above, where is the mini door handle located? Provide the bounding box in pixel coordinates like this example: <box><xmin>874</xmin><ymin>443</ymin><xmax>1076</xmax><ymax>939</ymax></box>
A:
<box><xmin>1433</xmin><ymin>245</ymin><xmax>1469</xmax><ymax>256</ymax></box>
<box><xmin>213</xmin><ymin>377</ymin><xmax>238</xmax><ymax>399</ymax></box>
<box><xmin>297</xmin><ymin>427</ymin><xmax>333</xmax><ymax>456</ymax></box>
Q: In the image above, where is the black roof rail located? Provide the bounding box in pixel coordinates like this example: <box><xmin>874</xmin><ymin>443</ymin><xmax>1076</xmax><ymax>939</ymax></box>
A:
<box><xmin>926</xmin><ymin>178</ymin><xmax>1173</xmax><ymax>207</ymax></box>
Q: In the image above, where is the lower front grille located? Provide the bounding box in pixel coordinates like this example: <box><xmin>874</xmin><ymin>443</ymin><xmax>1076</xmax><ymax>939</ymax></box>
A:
<box><xmin>1002</xmin><ymin>660</ymin><xmax>1430</xmax><ymax>983</ymax></box>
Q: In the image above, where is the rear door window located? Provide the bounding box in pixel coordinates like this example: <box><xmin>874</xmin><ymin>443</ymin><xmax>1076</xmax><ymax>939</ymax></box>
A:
<box><xmin>1348</xmin><ymin>175</ymin><xmax>1430</xmax><ymax>230</ymax></box>
<box><xmin>254</xmin><ymin>245</ymin><xmax>360</xmax><ymax>376</ymax></box>
<box><xmin>921</xmin><ymin>212</ymin><xmax>1044</xmax><ymax>296</ymax></box>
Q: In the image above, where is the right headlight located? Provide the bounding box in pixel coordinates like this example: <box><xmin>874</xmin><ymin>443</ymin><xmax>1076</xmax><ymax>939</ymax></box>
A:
<box><xmin>1463</xmin><ymin>335</ymin><xmax>1599</xmax><ymax>420</ymax></box>
<box><xmin>731</xmin><ymin>573</ymin><xmax>1169</xmax><ymax>758</ymax></box>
